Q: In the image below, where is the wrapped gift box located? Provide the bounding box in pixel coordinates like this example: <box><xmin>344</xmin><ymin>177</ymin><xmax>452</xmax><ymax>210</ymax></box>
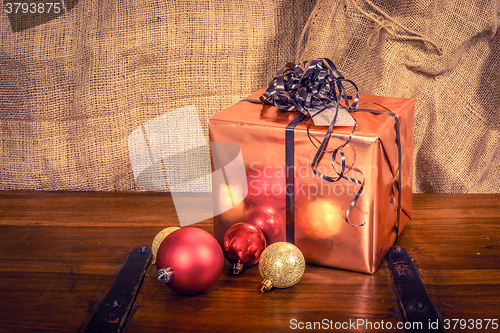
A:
<box><xmin>209</xmin><ymin>88</ymin><xmax>414</xmax><ymax>274</ymax></box>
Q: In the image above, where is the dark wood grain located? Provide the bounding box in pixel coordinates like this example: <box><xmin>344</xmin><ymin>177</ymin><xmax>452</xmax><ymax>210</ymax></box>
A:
<box><xmin>0</xmin><ymin>192</ymin><xmax>498</xmax><ymax>333</ymax></box>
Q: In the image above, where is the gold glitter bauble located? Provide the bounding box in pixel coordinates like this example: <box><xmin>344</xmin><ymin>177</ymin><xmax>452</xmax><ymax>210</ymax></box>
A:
<box><xmin>151</xmin><ymin>227</ymin><xmax>180</xmax><ymax>264</ymax></box>
<box><xmin>259</xmin><ymin>242</ymin><xmax>305</xmax><ymax>293</ymax></box>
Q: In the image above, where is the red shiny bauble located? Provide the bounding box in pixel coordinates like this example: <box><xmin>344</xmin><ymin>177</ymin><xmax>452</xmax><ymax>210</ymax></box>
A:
<box><xmin>244</xmin><ymin>204</ymin><xmax>285</xmax><ymax>245</ymax></box>
<box><xmin>156</xmin><ymin>227</ymin><xmax>224</xmax><ymax>295</ymax></box>
<box><xmin>223</xmin><ymin>222</ymin><xmax>267</xmax><ymax>274</ymax></box>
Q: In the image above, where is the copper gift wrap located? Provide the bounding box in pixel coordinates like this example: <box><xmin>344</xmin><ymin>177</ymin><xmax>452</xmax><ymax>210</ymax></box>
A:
<box><xmin>209</xmin><ymin>88</ymin><xmax>414</xmax><ymax>274</ymax></box>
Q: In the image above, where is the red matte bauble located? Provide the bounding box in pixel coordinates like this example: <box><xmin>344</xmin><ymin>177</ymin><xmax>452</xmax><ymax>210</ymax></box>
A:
<box><xmin>244</xmin><ymin>204</ymin><xmax>284</xmax><ymax>245</ymax></box>
<box><xmin>223</xmin><ymin>222</ymin><xmax>267</xmax><ymax>274</ymax></box>
<box><xmin>156</xmin><ymin>227</ymin><xmax>224</xmax><ymax>295</ymax></box>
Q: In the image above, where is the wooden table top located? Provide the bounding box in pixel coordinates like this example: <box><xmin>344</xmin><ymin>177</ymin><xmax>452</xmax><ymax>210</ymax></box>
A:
<box><xmin>0</xmin><ymin>191</ymin><xmax>499</xmax><ymax>333</ymax></box>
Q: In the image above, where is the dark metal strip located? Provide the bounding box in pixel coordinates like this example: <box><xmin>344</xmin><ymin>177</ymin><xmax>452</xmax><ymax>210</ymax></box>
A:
<box><xmin>84</xmin><ymin>246</ymin><xmax>152</xmax><ymax>333</ymax></box>
<box><xmin>387</xmin><ymin>247</ymin><xmax>446</xmax><ymax>333</ymax></box>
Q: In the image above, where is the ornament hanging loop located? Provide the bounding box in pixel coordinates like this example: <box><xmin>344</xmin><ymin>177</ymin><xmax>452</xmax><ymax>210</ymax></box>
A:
<box><xmin>158</xmin><ymin>267</ymin><xmax>174</xmax><ymax>283</ymax></box>
<box><xmin>233</xmin><ymin>262</ymin><xmax>244</xmax><ymax>275</ymax></box>
<box><xmin>261</xmin><ymin>279</ymin><xmax>273</xmax><ymax>293</ymax></box>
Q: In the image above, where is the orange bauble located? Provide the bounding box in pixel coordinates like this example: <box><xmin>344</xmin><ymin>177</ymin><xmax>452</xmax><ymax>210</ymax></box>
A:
<box><xmin>296</xmin><ymin>199</ymin><xmax>343</xmax><ymax>240</ymax></box>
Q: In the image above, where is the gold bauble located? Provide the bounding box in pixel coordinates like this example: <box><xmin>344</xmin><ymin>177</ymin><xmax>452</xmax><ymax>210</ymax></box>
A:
<box><xmin>259</xmin><ymin>242</ymin><xmax>305</xmax><ymax>293</ymax></box>
<box><xmin>151</xmin><ymin>227</ymin><xmax>180</xmax><ymax>264</ymax></box>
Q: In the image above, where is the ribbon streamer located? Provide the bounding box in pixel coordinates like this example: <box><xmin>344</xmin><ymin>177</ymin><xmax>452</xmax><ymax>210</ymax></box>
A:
<box><xmin>353</xmin><ymin>104</ymin><xmax>402</xmax><ymax>241</ymax></box>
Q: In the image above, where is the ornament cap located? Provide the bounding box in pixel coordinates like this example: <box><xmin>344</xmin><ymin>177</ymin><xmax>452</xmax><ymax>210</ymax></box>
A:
<box><xmin>261</xmin><ymin>279</ymin><xmax>273</xmax><ymax>293</ymax></box>
<box><xmin>158</xmin><ymin>267</ymin><xmax>174</xmax><ymax>283</ymax></box>
<box><xmin>233</xmin><ymin>262</ymin><xmax>244</xmax><ymax>275</ymax></box>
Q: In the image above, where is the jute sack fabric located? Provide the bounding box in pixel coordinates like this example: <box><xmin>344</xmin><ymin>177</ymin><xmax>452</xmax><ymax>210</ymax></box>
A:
<box><xmin>296</xmin><ymin>0</ymin><xmax>500</xmax><ymax>193</ymax></box>
<box><xmin>1</xmin><ymin>0</ymin><xmax>499</xmax><ymax>193</ymax></box>
<box><xmin>0</xmin><ymin>0</ymin><xmax>315</xmax><ymax>190</ymax></box>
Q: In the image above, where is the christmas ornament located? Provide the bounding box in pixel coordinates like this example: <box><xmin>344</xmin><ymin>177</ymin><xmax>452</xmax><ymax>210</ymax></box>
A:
<box><xmin>296</xmin><ymin>199</ymin><xmax>343</xmax><ymax>240</ymax></box>
<box><xmin>259</xmin><ymin>242</ymin><xmax>305</xmax><ymax>293</ymax></box>
<box><xmin>156</xmin><ymin>227</ymin><xmax>224</xmax><ymax>295</ymax></box>
<box><xmin>244</xmin><ymin>204</ymin><xmax>284</xmax><ymax>245</ymax></box>
<box><xmin>151</xmin><ymin>226</ymin><xmax>180</xmax><ymax>264</ymax></box>
<box><xmin>223</xmin><ymin>222</ymin><xmax>267</xmax><ymax>274</ymax></box>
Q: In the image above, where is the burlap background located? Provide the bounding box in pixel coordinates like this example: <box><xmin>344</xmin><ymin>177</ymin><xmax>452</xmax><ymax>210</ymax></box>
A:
<box><xmin>1</xmin><ymin>0</ymin><xmax>499</xmax><ymax>193</ymax></box>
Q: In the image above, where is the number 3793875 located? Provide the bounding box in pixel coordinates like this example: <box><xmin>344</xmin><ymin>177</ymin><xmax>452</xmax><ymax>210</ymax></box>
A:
<box><xmin>5</xmin><ymin>2</ymin><xmax>62</xmax><ymax>14</ymax></box>
<box><xmin>443</xmin><ymin>319</ymin><xmax>498</xmax><ymax>330</ymax></box>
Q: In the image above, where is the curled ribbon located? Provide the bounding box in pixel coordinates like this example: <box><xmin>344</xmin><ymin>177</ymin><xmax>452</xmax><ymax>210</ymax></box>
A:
<box><xmin>260</xmin><ymin>58</ymin><xmax>359</xmax><ymax>117</ymax></box>
<box><xmin>259</xmin><ymin>58</ymin><xmax>366</xmax><ymax>228</ymax></box>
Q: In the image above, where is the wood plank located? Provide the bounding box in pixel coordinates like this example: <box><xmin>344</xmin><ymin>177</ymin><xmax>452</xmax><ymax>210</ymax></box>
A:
<box><xmin>0</xmin><ymin>191</ymin><xmax>182</xmax><ymax>227</ymax></box>
<box><xmin>399</xmin><ymin>194</ymin><xmax>500</xmax><ymax>332</ymax></box>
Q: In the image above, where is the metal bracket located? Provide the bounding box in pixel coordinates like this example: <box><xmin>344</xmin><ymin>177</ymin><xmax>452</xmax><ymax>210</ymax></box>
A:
<box><xmin>83</xmin><ymin>246</ymin><xmax>152</xmax><ymax>333</ymax></box>
<box><xmin>387</xmin><ymin>247</ymin><xmax>445</xmax><ymax>332</ymax></box>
